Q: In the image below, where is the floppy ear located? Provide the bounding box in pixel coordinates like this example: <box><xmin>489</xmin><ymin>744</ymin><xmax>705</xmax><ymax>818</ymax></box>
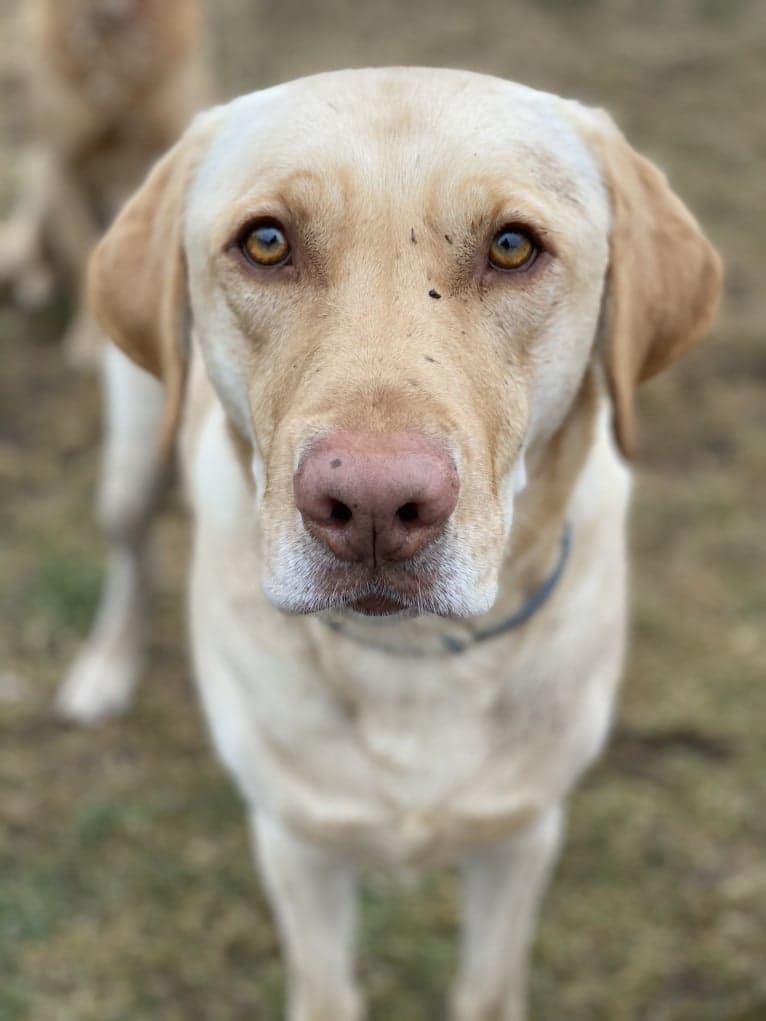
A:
<box><xmin>87</xmin><ymin>113</ymin><xmax>216</xmax><ymax>452</ymax></box>
<box><xmin>587</xmin><ymin>113</ymin><xmax>723</xmax><ymax>458</ymax></box>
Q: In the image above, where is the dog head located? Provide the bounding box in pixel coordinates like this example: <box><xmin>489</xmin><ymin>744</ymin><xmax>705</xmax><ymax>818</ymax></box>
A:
<box><xmin>89</xmin><ymin>69</ymin><xmax>721</xmax><ymax>618</ymax></box>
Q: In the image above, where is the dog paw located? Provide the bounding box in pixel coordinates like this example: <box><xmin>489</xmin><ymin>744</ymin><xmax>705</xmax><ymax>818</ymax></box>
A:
<box><xmin>62</xmin><ymin>312</ymin><xmax>104</xmax><ymax>369</ymax></box>
<box><xmin>291</xmin><ymin>987</ymin><xmax>364</xmax><ymax>1021</ymax></box>
<box><xmin>449</xmin><ymin>986</ymin><xmax>525</xmax><ymax>1021</ymax></box>
<box><xmin>55</xmin><ymin>643</ymin><xmax>141</xmax><ymax>725</ymax></box>
<box><xmin>0</xmin><ymin>222</ymin><xmax>55</xmax><ymax>305</ymax></box>
<box><xmin>13</xmin><ymin>262</ymin><xmax>56</xmax><ymax>308</ymax></box>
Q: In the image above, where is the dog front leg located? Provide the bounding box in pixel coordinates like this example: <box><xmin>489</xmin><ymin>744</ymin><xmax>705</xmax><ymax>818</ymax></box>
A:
<box><xmin>56</xmin><ymin>345</ymin><xmax>167</xmax><ymax>724</ymax></box>
<box><xmin>450</xmin><ymin>806</ymin><xmax>564</xmax><ymax>1021</ymax></box>
<box><xmin>0</xmin><ymin>149</ymin><xmax>57</xmax><ymax>306</ymax></box>
<box><xmin>46</xmin><ymin>160</ymin><xmax>109</xmax><ymax>365</ymax></box>
<box><xmin>250</xmin><ymin>812</ymin><xmax>363</xmax><ymax>1021</ymax></box>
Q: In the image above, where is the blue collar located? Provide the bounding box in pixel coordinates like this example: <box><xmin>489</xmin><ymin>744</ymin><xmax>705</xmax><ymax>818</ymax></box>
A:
<box><xmin>323</xmin><ymin>523</ymin><xmax>573</xmax><ymax>657</ymax></box>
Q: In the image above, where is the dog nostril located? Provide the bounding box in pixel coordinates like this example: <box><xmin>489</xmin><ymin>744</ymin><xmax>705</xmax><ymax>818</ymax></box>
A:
<box><xmin>329</xmin><ymin>500</ymin><xmax>352</xmax><ymax>524</ymax></box>
<box><xmin>396</xmin><ymin>502</ymin><xmax>419</xmax><ymax>524</ymax></box>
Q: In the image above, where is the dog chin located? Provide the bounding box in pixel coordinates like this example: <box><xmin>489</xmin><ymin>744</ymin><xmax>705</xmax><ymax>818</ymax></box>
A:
<box><xmin>341</xmin><ymin>601</ymin><xmax>420</xmax><ymax>621</ymax></box>
<box><xmin>263</xmin><ymin>572</ymin><xmax>497</xmax><ymax>620</ymax></box>
<box><xmin>341</xmin><ymin>593</ymin><xmax>416</xmax><ymax>617</ymax></box>
<box><xmin>266</xmin><ymin>586</ymin><xmax>439</xmax><ymax>618</ymax></box>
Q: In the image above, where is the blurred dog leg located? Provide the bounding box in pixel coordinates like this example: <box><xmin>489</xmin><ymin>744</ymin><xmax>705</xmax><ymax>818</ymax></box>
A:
<box><xmin>0</xmin><ymin>149</ymin><xmax>103</xmax><ymax>363</ymax></box>
<box><xmin>450</xmin><ymin>807</ymin><xmax>563</xmax><ymax>1021</ymax></box>
<box><xmin>0</xmin><ymin>144</ymin><xmax>104</xmax><ymax>364</ymax></box>
<box><xmin>0</xmin><ymin>150</ymin><xmax>56</xmax><ymax>307</ymax></box>
<box><xmin>44</xmin><ymin>160</ymin><xmax>106</xmax><ymax>365</ymax></box>
<box><xmin>57</xmin><ymin>344</ymin><xmax>166</xmax><ymax>724</ymax></box>
<box><xmin>251</xmin><ymin>813</ymin><xmax>362</xmax><ymax>1021</ymax></box>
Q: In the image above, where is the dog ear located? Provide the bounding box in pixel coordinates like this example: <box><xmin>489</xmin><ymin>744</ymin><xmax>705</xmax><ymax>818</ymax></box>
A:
<box><xmin>87</xmin><ymin>112</ymin><xmax>217</xmax><ymax>452</ymax></box>
<box><xmin>586</xmin><ymin>113</ymin><xmax>723</xmax><ymax>458</ymax></box>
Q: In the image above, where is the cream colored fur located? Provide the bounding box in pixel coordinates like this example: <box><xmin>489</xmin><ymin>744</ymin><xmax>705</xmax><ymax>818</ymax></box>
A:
<box><xmin>58</xmin><ymin>69</ymin><xmax>721</xmax><ymax>1020</ymax></box>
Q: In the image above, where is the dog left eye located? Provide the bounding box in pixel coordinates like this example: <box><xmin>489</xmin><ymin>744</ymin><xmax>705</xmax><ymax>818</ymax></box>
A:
<box><xmin>489</xmin><ymin>227</ymin><xmax>538</xmax><ymax>271</ymax></box>
<box><xmin>240</xmin><ymin>220</ymin><xmax>291</xmax><ymax>267</ymax></box>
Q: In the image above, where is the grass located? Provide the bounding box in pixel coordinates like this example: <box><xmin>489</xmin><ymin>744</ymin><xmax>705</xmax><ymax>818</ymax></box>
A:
<box><xmin>1</xmin><ymin>1</ymin><xmax>765</xmax><ymax>1018</ymax></box>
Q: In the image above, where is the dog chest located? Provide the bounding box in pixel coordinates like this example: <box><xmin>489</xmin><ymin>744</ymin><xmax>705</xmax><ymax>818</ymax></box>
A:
<box><xmin>190</xmin><ymin>564</ymin><xmax>617</xmax><ymax>865</ymax></box>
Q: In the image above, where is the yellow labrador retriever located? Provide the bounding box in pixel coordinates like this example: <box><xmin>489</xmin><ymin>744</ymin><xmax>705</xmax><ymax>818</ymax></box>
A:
<box><xmin>57</xmin><ymin>69</ymin><xmax>721</xmax><ymax>1020</ymax></box>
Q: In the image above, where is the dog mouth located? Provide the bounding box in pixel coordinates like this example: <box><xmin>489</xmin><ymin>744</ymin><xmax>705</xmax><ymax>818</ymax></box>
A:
<box><xmin>266</xmin><ymin>527</ymin><xmax>494</xmax><ymax>620</ymax></box>
<box><xmin>349</xmin><ymin>593</ymin><xmax>407</xmax><ymax>616</ymax></box>
<box><xmin>283</xmin><ymin>561</ymin><xmax>446</xmax><ymax>618</ymax></box>
<box><xmin>322</xmin><ymin>572</ymin><xmax>433</xmax><ymax>617</ymax></box>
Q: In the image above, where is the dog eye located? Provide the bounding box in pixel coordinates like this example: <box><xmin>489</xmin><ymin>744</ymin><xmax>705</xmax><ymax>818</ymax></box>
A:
<box><xmin>489</xmin><ymin>227</ymin><xmax>538</xmax><ymax>271</ymax></box>
<box><xmin>240</xmin><ymin>220</ymin><xmax>291</xmax><ymax>267</ymax></box>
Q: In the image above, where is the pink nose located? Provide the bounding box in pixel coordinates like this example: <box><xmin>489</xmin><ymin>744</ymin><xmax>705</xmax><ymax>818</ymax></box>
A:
<box><xmin>294</xmin><ymin>432</ymin><xmax>459</xmax><ymax>566</ymax></box>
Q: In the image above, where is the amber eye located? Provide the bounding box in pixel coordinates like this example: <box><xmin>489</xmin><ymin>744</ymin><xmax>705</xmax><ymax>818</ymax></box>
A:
<box><xmin>241</xmin><ymin>220</ymin><xmax>291</xmax><ymax>266</ymax></box>
<box><xmin>489</xmin><ymin>227</ymin><xmax>538</xmax><ymax>271</ymax></box>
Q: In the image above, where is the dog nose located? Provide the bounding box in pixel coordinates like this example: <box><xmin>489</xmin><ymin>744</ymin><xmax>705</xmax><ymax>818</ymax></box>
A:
<box><xmin>294</xmin><ymin>432</ymin><xmax>459</xmax><ymax>566</ymax></box>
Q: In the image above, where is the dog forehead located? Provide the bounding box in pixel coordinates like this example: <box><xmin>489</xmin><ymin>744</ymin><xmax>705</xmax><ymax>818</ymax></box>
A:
<box><xmin>187</xmin><ymin>69</ymin><xmax>606</xmax><ymax>232</ymax></box>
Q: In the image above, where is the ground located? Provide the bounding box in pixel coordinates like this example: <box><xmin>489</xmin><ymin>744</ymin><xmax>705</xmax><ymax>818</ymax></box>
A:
<box><xmin>0</xmin><ymin>0</ymin><xmax>764</xmax><ymax>1018</ymax></box>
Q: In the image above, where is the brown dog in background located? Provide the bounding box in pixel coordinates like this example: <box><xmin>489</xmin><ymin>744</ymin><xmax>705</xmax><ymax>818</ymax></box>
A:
<box><xmin>0</xmin><ymin>0</ymin><xmax>209</xmax><ymax>361</ymax></box>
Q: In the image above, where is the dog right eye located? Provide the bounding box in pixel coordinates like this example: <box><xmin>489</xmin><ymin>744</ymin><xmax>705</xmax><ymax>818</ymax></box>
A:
<box><xmin>488</xmin><ymin>226</ymin><xmax>538</xmax><ymax>272</ymax></box>
<box><xmin>240</xmin><ymin>220</ymin><xmax>291</xmax><ymax>267</ymax></box>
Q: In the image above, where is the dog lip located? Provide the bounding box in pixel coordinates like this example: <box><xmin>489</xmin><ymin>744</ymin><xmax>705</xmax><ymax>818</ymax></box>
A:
<box><xmin>314</xmin><ymin>564</ymin><xmax>435</xmax><ymax>614</ymax></box>
<box><xmin>290</xmin><ymin>570</ymin><xmax>432</xmax><ymax>616</ymax></box>
<box><xmin>267</xmin><ymin>547</ymin><xmax>458</xmax><ymax>616</ymax></box>
<box><xmin>348</xmin><ymin>594</ymin><xmax>407</xmax><ymax>616</ymax></box>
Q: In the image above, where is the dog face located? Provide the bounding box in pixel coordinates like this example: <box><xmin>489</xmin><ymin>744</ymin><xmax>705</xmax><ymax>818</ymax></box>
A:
<box><xmin>89</xmin><ymin>69</ymin><xmax>721</xmax><ymax>618</ymax></box>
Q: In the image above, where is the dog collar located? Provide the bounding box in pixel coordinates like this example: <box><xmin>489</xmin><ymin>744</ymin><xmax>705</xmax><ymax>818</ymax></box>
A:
<box><xmin>321</xmin><ymin>523</ymin><xmax>573</xmax><ymax>657</ymax></box>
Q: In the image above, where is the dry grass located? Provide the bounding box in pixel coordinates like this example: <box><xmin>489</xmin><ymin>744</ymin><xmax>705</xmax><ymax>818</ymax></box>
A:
<box><xmin>1</xmin><ymin>1</ymin><xmax>764</xmax><ymax>1018</ymax></box>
